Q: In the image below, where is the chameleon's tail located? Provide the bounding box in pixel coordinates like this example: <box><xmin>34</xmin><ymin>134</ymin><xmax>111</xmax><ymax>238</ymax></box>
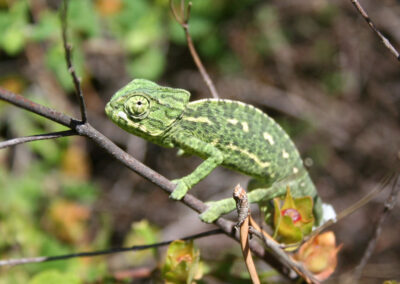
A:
<box><xmin>314</xmin><ymin>195</ymin><xmax>336</xmax><ymax>226</ymax></box>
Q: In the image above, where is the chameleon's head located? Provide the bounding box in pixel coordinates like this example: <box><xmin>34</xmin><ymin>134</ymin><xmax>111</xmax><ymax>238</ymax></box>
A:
<box><xmin>105</xmin><ymin>79</ymin><xmax>190</xmax><ymax>138</ymax></box>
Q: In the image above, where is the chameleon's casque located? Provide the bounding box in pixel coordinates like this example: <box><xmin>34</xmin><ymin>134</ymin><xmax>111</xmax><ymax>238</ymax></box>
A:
<box><xmin>106</xmin><ymin>79</ymin><xmax>326</xmax><ymax>224</ymax></box>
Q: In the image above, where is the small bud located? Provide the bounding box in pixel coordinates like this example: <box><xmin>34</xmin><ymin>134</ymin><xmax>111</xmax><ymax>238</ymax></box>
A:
<box><xmin>295</xmin><ymin>231</ymin><xmax>342</xmax><ymax>281</ymax></box>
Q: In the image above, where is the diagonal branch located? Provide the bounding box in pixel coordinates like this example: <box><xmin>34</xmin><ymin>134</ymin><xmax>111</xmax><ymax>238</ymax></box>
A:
<box><xmin>170</xmin><ymin>0</ymin><xmax>220</xmax><ymax>98</ymax></box>
<box><xmin>0</xmin><ymin>229</ymin><xmax>223</xmax><ymax>267</ymax></box>
<box><xmin>0</xmin><ymin>130</ymin><xmax>76</xmax><ymax>149</ymax></box>
<box><xmin>0</xmin><ymin>87</ymin><xmax>75</xmax><ymax>127</ymax></box>
<box><xmin>61</xmin><ymin>0</ymin><xmax>88</xmax><ymax>122</ymax></box>
<box><xmin>0</xmin><ymin>88</ymin><xmax>303</xmax><ymax>281</ymax></box>
<box><xmin>350</xmin><ymin>0</ymin><xmax>400</xmax><ymax>62</ymax></box>
<box><xmin>352</xmin><ymin>174</ymin><xmax>400</xmax><ymax>281</ymax></box>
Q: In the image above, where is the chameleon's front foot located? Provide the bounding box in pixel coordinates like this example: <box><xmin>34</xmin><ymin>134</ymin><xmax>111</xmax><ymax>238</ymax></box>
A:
<box><xmin>199</xmin><ymin>198</ymin><xmax>236</xmax><ymax>223</ymax></box>
<box><xmin>170</xmin><ymin>179</ymin><xmax>190</xmax><ymax>200</ymax></box>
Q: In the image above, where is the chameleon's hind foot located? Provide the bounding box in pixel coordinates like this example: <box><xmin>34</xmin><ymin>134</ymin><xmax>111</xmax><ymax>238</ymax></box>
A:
<box><xmin>170</xmin><ymin>179</ymin><xmax>189</xmax><ymax>200</ymax></box>
<box><xmin>199</xmin><ymin>198</ymin><xmax>237</xmax><ymax>223</ymax></box>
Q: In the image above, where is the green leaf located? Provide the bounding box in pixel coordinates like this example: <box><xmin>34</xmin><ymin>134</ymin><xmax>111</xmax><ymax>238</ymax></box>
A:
<box><xmin>68</xmin><ymin>0</ymin><xmax>100</xmax><ymax>38</ymax></box>
<box><xmin>29</xmin><ymin>11</ymin><xmax>60</xmax><ymax>42</ymax></box>
<box><xmin>123</xmin><ymin>220</ymin><xmax>160</xmax><ymax>265</ymax></box>
<box><xmin>127</xmin><ymin>48</ymin><xmax>166</xmax><ymax>80</ymax></box>
<box><xmin>29</xmin><ymin>270</ymin><xmax>81</xmax><ymax>284</ymax></box>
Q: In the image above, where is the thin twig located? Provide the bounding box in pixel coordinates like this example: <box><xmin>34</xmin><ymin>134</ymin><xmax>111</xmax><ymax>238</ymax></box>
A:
<box><xmin>233</xmin><ymin>185</ymin><xmax>260</xmax><ymax>284</ymax></box>
<box><xmin>0</xmin><ymin>130</ymin><xmax>76</xmax><ymax>149</ymax></box>
<box><xmin>350</xmin><ymin>0</ymin><xmax>400</xmax><ymax>61</ymax></box>
<box><xmin>0</xmin><ymin>88</ymin><xmax>300</xmax><ymax>281</ymax></box>
<box><xmin>352</xmin><ymin>175</ymin><xmax>400</xmax><ymax>281</ymax></box>
<box><xmin>0</xmin><ymin>229</ymin><xmax>223</xmax><ymax>267</ymax></box>
<box><xmin>305</xmin><ymin>173</ymin><xmax>395</xmax><ymax>243</ymax></box>
<box><xmin>169</xmin><ymin>0</ymin><xmax>220</xmax><ymax>98</ymax></box>
<box><xmin>61</xmin><ymin>0</ymin><xmax>88</xmax><ymax>122</ymax></box>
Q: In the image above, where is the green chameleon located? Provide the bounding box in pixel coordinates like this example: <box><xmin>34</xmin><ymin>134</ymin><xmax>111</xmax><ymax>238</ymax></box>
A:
<box><xmin>105</xmin><ymin>79</ymin><xmax>333</xmax><ymax>224</ymax></box>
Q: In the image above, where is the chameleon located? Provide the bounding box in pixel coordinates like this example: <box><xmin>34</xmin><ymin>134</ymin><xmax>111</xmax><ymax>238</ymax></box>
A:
<box><xmin>105</xmin><ymin>79</ymin><xmax>331</xmax><ymax>224</ymax></box>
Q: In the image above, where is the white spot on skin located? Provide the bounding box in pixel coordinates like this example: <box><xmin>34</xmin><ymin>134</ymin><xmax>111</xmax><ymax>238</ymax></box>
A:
<box><xmin>183</xmin><ymin>116</ymin><xmax>213</xmax><ymax>124</ymax></box>
<box><xmin>293</xmin><ymin>167</ymin><xmax>299</xmax><ymax>174</ymax></box>
<box><xmin>227</xmin><ymin>118</ymin><xmax>238</xmax><ymax>125</ymax></box>
<box><xmin>282</xmin><ymin>150</ymin><xmax>290</xmax><ymax>159</ymax></box>
<box><xmin>263</xmin><ymin>132</ymin><xmax>275</xmax><ymax>145</ymax></box>
<box><xmin>118</xmin><ymin>111</ymin><xmax>128</xmax><ymax>121</ymax></box>
<box><xmin>241</xmin><ymin>122</ymin><xmax>249</xmax><ymax>132</ymax></box>
<box><xmin>300</xmin><ymin>182</ymin><xmax>305</xmax><ymax>187</ymax></box>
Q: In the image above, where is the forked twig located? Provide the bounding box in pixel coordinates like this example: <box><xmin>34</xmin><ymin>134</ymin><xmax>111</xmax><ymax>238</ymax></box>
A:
<box><xmin>350</xmin><ymin>0</ymin><xmax>400</xmax><ymax>61</ymax></box>
<box><xmin>169</xmin><ymin>0</ymin><xmax>220</xmax><ymax>98</ymax></box>
<box><xmin>0</xmin><ymin>229</ymin><xmax>223</xmax><ymax>267</ymax></box>
<box><xmin>352</xmin><ymin>174</ymin><xmax>400</xmax><ymax>281</ymax></box>
<box><xmin>0</xmin><ymin>130</ymin><xmax>76</xmax><ymax>149</ymax></box>
<box><xmin>61</xmin><ymin>0</ymin><xmax>88</xmax><ymax>122</ymax></box>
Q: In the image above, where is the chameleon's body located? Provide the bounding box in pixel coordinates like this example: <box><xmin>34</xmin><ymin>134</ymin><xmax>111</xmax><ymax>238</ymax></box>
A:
<box><xmin>105</xmin><ymin>79</ymin><xmax>323</xmax><ymax>224</ymax></box>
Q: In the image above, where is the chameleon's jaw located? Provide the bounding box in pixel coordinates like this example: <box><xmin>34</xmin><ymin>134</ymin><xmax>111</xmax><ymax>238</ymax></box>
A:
<box><xmin>105</xmin><ymin>101</ymin><xmax>114</xmax><ymax>120</ymax></box>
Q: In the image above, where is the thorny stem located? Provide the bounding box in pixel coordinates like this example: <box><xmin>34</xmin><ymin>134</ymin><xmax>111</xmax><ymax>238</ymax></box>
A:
<box><xmin>169</xmin><ymin>0</ymin><xmax>220</xmax><ymax>99</ymax></box>
<box><xmin>61</xmin><ymin>0</ymin><xmax>88</xmax><ymax>122</ymax></box>
<box><xmin>350</xmin><ymin>0</ymin><xmax>400</xmax><ymax>61</ymax></box>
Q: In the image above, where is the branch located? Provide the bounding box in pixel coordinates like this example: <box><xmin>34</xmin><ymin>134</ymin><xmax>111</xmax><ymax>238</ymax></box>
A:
<box><xmin>0</xmin><ymin>130</ymin><xmax>76</xmax><ymax>149</ymax></box>
<box><xmin>0</xmin><ymin>87</ymin><xmax>75</xmax><ymax>127</ymax></box>
<box><xmin>0</xmin><ymin>229</ymin><xmax>223</xmax><ymax>267</ymax></box>
<box><xmin>61</xmin><ymin>0</ymin><xmax>88</xmax><ymax>122</ymax></box>
<box><xmin>0</xmin><ymin>89</ymin><xmax>299</xmax><ymax>281</ymax></box>
<box><xmin>248</xmin><ymin>225</ymin><xmax>320</xmax><ymax>284</ymax></box>
<box><xmin>170</xmin><ymin>0</ymin><xmax>220</xmax><ymax>98</ymax></box>
<box><xmin>353</xmin><ymin>174</ymin><xmax>400</xmax><ymax>281</ymax></box>
<box><xmin>350</xmin><ymin>0</ymin><xmax>400</xmax><ymax>62</ymax></box>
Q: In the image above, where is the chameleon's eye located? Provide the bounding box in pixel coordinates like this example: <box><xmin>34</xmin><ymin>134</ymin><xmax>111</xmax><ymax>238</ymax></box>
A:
<box><xmin>124</xmin><ymin>95</ymin><xmax>150</xmax><ymax>119</ymax></box>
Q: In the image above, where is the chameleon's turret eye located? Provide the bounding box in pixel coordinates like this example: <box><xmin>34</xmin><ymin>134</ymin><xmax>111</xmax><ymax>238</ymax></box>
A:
<box><xmin>124</xmin><ymin>95</ymin><xmax>150</xmax><ymax>119</ymax></box>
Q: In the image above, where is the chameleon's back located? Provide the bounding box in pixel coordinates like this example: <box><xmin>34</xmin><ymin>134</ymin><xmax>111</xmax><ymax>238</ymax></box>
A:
<box><xmin>173</xmin><ymin>99</ymin><xmax>322</xmax><ymax>214</ymax></box>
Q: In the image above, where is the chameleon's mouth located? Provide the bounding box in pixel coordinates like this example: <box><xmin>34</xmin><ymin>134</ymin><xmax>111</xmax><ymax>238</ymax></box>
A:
<box><xmin>105</xmin><ymin>101</ymin><xmax>115</xmax><ymax>120</ymax></box>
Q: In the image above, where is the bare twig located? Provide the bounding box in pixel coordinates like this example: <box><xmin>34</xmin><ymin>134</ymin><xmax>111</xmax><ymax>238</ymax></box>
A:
<box><xmin>350</xmin><ymin>0</ymin><xmax>400</xmax><ymax>61</ymax></box>
<box><xmin>0</xmin><ymin>130</ymin><xmax>76</xmax><ymax>149</ymax></box>
<box><xmin>0</xmin><ymin>88</ymin><xmax>302</xmax><ymax>281</ymax></box>
<box><xmin>61</xmin><ymin>0</ymin><xmax>88</xmax><ymax>122</ymax></box>
<box><xmin>0</xmin><ymin>229</ymin><xmax>223</xmax><ymax>267</ymax></box>
<box><xmin>169</xmin><ymin>0</ymin><xmax>220</xmax><ymax>98</ymax></box>
<box><xmin>305</xmin><ymin>173</ymin><xmax>395</xmax><ymax>242</ymax></box>
<box><xmin>233</xmin><ymin>185</ymin><xmax>260</xmax><ymax>284</ymax></box>
<box><xmin>352</xmin><ymin>175</ymin><xmax>400</xmax><ymax>281</ymax></box>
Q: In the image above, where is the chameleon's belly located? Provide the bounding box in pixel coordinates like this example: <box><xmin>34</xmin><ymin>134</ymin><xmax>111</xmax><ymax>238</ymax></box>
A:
<box><xmin>180</xmin><ymin>99</ymin><xmax>305</xmax><ymax>183</ymax></box>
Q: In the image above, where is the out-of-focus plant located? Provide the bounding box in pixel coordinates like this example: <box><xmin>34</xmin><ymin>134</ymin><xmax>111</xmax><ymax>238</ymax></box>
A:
<box><xmin>294</xmin><ymin>231</ymin><xmax>342</xmax><ymax>281</ymax></box>
<box><xmin>161</xmin><ymin>240</ymin><xmax>203</xmax><ymax>284</ymax></box>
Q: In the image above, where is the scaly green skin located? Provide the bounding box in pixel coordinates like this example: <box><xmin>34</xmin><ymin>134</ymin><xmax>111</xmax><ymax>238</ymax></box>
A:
<box><xmin>105</xmin><ymin>79</ymin><xmax>323</xmax><ymax>224</ymax></box>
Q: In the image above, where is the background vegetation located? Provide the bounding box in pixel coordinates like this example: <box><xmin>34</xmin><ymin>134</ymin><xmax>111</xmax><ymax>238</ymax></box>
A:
<box><xmin>0</xmin><ymin>0</ymin><xmax>399</xmax><ymax>283</ymax></box>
